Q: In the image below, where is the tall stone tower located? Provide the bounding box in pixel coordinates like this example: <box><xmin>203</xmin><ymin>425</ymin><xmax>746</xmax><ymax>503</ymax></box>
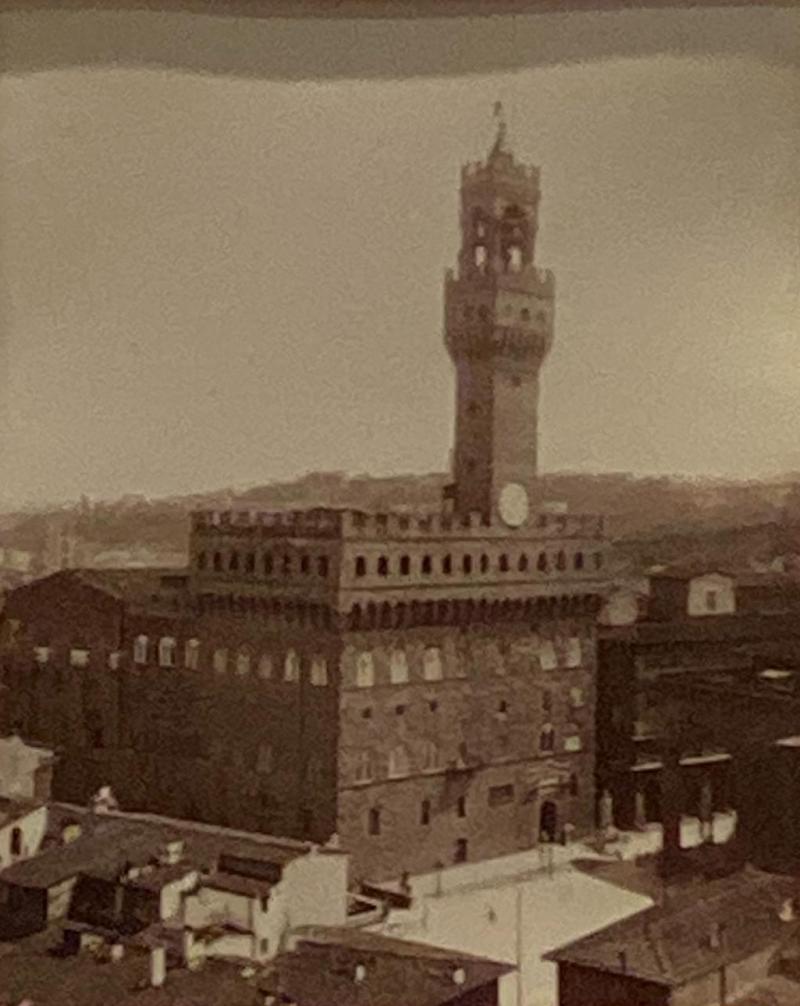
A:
<box><xmin>444</xmin><ymin>105</ymin><xmax>555</xmax><ymax>526</ymax></box>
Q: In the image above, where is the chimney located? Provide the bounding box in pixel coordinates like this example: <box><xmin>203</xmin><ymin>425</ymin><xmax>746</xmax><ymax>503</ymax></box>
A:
<box><xmin>150</xmin><ymin>945</ymin><xmax>166</xmax><ymax>988</ymax></box>
<box><xmin>780</xmin><ymin>898</ymin><xmax>796</xmax><ymax>922</ymax></box>
<box><xmin>160</xmin><ymin>839</ymin><xmax>185</xmax><ymax>866</ymax></box>
<box><xmin>452</xmin><ymin>968</ymin><xmax>466</xmax><ymax>986</ymax></box>
<box><xmin>354</xmin><ymin>964</ymin><xmax>367</xmax><ymax>983</ymax></box>
<box><xmin>618</xmin><ymin>950</ymin><xmax>627</xmax><ymax>974</ymax></box>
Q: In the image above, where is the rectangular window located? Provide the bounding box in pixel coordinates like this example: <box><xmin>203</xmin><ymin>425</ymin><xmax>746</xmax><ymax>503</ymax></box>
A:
<box><xmin>33</xmin><ymin>646</ymin><xmax>50</xmax><ymax>665</ymax></box>
<box><xmin>564</xmin><ymin>733</ymin><xmax>583</xmax><ymax>753</ymax></box>
<box><xmin>488</xmin><ymin>784</ymin><xmax>515</xmax><ymax>807</ymax></box>
<box><xmin>212</xmin><ymin>648</ymin><xmax>228</xmax><ymax>674</ymax></box>
<box><xmin>456</xmin><ymin>796</ymin><xmax>467</xmax><ymax>818</ymax></box>
<box><xmin>706</xmin><ymin>590</ymin><xmax>718</xmax><ymax>612</ymax></box>
<box><xmin>69</xmin><ymin>649</ymin><xmax>89</xmax><ymax>668</ymax></box>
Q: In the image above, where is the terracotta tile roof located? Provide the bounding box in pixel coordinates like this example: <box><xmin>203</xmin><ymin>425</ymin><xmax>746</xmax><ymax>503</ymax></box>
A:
<box><xmin>258</xmin><ymin>926</ymin><xmax>513</xmax><ymax>1006</ymax></box>
<box><xmin>543</xmin><ymin>869</ymin><xmax>800</xmax><ymax>988</ymax></box>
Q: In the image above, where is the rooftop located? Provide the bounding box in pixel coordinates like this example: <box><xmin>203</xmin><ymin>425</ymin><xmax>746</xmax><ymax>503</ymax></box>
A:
<box><xmin>190</xmin><ymin>506</ymin><xmax>605</xmax><ymax>543</ymax></box>
<box><xmin>0</xmin><ymin>928</ymin><xmax>261</xmax><ymax>1006</ymax></box>
<box><xmin>259</xmin><ymin>926</ymin><xmax>513</xmax><ymax>1006</ymax></box>
<box><xmin>1</xmin><ymin>804</ymin><xmax>342</xmax><ymax>891</ymax></box>
<box><xmin>544</xmin><ymin>868</ymin><xmax>800</xmax><ymax>988</ymax></box>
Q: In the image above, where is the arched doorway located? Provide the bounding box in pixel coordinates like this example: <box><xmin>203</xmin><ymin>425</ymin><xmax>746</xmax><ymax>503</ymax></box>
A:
<box><xmin>539</xmin><ymin>800</ymin><xmax>558</xmax><ymax>843</ymax></box>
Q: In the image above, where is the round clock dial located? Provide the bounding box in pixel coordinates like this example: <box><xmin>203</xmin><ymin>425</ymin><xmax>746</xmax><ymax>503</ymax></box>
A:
<box><xmin>498</xmin><ymin>482</ymin><xmax>529</xmax><ymax>528</ymax></box>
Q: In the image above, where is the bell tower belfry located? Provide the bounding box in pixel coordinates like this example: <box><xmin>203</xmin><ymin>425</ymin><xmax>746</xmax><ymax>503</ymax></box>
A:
<box><xmin>444</xmin><ymin>104</ymin><xmax>555</xmax><ymax>527</ymax></box>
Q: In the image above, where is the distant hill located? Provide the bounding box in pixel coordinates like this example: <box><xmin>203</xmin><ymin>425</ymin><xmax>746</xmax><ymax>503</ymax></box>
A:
<box><xmin>2</xmin><ymin>470</ymin><xmax>800</xmax><ymax>577</ymax></box>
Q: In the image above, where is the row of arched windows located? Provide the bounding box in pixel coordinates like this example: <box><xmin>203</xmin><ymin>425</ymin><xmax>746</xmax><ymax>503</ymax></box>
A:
<box><xmin>130</xmin><ymin>635</ymin><xmax>329</xmax><ymax>685</ymax></box>
<box><xmin>353</xmin><ymin>722</ymin><xmax>583</xmax><ymax>788</ymax></box>
<box><xmin>354</xmin><ymin>549</ymin><xmax>601</xmax><ymax>579</ymax></box>
<box><xmin>348</xmin><ymin>594</ymin><xmax>597</xmax><ymax>631</ymax></box>
<box><xmin>196</xmin><ymin>550</ymin><xmax>330</xmax><ymax>578</ymax></box>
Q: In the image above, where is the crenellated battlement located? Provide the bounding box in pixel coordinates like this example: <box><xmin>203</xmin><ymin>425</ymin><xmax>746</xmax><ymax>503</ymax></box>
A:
<box><xmin>191</xmin><ymin>507</ymin><xmax>345</xmax><ymax>537</ymax></box>
<box><xmin>191</xmin><ymin>506</ymin><xmax>605</xmax><ymax>542</ymax></box>
<box><xmin>461</xmin><ymin>158</ymin><xmax>540</xmax><ymax>186</ymax></box>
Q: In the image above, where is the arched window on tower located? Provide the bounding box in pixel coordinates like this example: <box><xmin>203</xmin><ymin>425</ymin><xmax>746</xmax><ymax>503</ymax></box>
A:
<box><xmin>472</xmin><ymin>209</ymin><xmax>488</xmax><ymax>240</ymax></box>
<box><xmin>500</xmin><ymin>206</ymin><xmax>527</xmax><ymax>274</ymax></box>
<box><xmin>537</xmin><ymin>551</ymin><xmax>549</xmax><ymax>573</ymax></box>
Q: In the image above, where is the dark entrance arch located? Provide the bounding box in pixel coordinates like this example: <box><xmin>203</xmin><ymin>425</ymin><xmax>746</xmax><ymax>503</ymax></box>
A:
<box><xmin>539</xmin><ymin>800</ymin><xmax>558</xmax><ymax>843</ymax></box>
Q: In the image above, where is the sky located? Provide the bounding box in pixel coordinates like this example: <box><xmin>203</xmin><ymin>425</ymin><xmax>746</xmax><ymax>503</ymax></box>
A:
<box><xmin>1</xmin><ymin>7</ymin><xmax>799</xmax><ymax>507</ymax></box>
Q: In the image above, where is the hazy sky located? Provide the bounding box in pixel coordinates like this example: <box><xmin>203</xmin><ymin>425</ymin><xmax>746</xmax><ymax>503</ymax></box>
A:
<box><xmin>1</xmin><ymin>7</ymin><xmax>799</xmax><ymax>507</ymax></box>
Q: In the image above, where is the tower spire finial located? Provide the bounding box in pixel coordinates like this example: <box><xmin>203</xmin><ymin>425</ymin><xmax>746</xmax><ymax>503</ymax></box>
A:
<box><xmin>490</xmin><ymin>101</ymin><xmax>508</xmax><ymax>157</ymax></box>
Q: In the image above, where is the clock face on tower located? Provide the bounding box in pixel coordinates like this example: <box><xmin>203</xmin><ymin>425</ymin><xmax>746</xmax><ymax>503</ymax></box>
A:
<box><xmin>498</xmin><ymin>482</ymin><xmax>529</xmax><ymax>528</ymax></box>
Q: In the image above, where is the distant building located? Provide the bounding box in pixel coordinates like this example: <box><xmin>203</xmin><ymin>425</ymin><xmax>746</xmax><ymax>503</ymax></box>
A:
<box><xmin>0</xmin><ymin>115</ymin><xmax>610</xmax><ymax>883</ymax></box>
<box><xmin>544</xmin><ymin>868</ymin><xmax>800</xmax><ymax>1006</ymax></box>
<box><xmin>596</xmin><ymin>564</ymin><xmax>800</xmax><ymax>832</ymax></box>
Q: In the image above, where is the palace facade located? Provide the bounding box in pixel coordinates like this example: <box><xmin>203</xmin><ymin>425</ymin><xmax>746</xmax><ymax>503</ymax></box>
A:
<box><xmin>1</xmin><ymin>114</ymin><xmax>609</xmax><ymax>881</ymax></box>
